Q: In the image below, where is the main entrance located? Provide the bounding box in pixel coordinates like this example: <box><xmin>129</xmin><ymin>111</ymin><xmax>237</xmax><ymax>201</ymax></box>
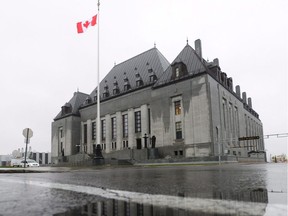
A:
<box><xmin>136</xmin><ymin>138</ymin><xmax>142</xmax><ymax>149</ymax></box>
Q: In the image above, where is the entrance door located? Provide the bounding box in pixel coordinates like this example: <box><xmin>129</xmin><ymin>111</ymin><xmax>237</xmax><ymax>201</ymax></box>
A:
<box><xmin>136</xmin><ymin>138</ymin><xmax>142</xmax><ymax>149</ymax></box>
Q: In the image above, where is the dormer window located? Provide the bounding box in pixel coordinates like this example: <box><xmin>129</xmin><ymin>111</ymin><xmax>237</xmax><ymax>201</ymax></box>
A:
<box><xmin>113</xmin><ymin>79</ymin><xmax>120</xmax><ymax>95</ymax></box>
<box><xmin>124</xmin><ymin>76</ymin><xmax>131</xmax><ymax>91</ymax></box>
<box><xmin>175</xmin><ymin>67</ymin><xmax>180</xmax><ymax>78</ymax></box>
<box><xmin>93</xmin><ymin>92</ymin><xmax>97</xmax><ymax>101</ymax></box>
<box><xmin>135</xmin><ymin>72</ymin><xmax>143</xmax><ymax>87</ymax></box>
<box><xmin>61</xmin><ymin>103</ymin><xmax>72</xmax><ymax>115</ymax></box>
<box><xmin>171</xmin><ymin>62</ymin><xmax>188</xmax><ymax>80</ymax></box>
<box><xmin>103</xmin><ymin>81</ymin><xmax>110</xmax><ymax>98</ymax></box>
<box><xmin>85</xmin><ymin>96</ymin><xmax>92</xmax><ymax>104</ymax></box>
<box><xmin>124</xmin><ymin>83</ymin><xmax>131</xmax><ymax>91</ymax></box>
<box><xmin>148</xmin><ymin>68</ymin><xmax>157</xmax><ymax>83</ymax></box>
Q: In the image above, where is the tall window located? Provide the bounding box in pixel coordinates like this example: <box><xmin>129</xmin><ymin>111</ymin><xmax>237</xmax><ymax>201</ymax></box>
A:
<box><xmin>135</xmin><ymin>111</ymin><xmax>141</xmax><ymax>133</ymax></box>
<box><xmin>111</xmin><ymin>117</ymin><xmax>116</xmax><ymax>140</ymax></box>
<box><xmin>235</xmin><ymin>107</ymin><xmax>239</xmax><ymax>136</ymax></box>
<box><xmin>59</xmin><ymin>127</ymin><xmax>63</xmax><ymax>138</ymax></box>
<box><xmin>175</xmin><ymin>101</ymin><xmax>181</xmax><ymax>115</ymax></box>
<box><xmin>92</xmin><ymin>122</ymin><xmax>96</xmax><ymax>140</ymax></box>
<box><xmin>83</xmin><ymin>124</ymin><xmax>87</xmax><ymax>144</ymax></box>
<box><xmin>175</xmin><ymin>67</ymin><xmax>180</xmax><ymax>78</ymax></box>
<box><xmin>122</xmin><ymin>114</ymin><xmax>128</xmax><ymax>138</ymax></box>
<box><xmin>101</xmin><ymin>120</ymin><xmax>106</xmax><ymax>140</ymax></box>
<box><xmin>175</xmin><ymin>122</ymin><xmax>182</xmax><ymax>139</ymax></box>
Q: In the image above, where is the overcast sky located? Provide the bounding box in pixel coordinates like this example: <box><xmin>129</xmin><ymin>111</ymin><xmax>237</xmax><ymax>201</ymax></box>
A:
<box><xmin>0</xmin><ymin>0</ymin><xmax>287</xmax><ymax>159</ymax></box>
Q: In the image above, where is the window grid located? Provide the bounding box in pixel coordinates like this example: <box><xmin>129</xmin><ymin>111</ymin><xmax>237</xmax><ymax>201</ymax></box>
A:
<box><xmin>175</xmin><ymin>101</ymin><xmax>181</xmax><ymax>115</ymax></box>
<box><xmin>92</xmin><ymin>122</ymin><xmax>96</xmax><ymax>140</ymax></box>
<box><xmin>101</xmin><ymin>120</ymin><xmax>106</xmax><ymax>140</ymax></box>
<box><xmin>135</xmin><ymin>111</ymin><xmax>141</xmax><ymax>133</ymax></box>
<box><xmin>175</xmin><ymin>122</ymin><xmax>182</xmax><ymax>139</ymax></box>
<box><xmin>111</xmin><ymin>117</ymin><xmax>116</xmax><ymax>140</ymax></box>
<box><xmin>122</xmin><ymin>114</ymin><xmax>128</xmax><ymax>138</ymax></box>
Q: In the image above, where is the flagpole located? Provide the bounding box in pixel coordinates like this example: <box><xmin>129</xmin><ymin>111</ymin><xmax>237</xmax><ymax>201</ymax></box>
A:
<box><xmin>96</xmin><ymin>0</ymin><xmax>101</xmax><ymax>150</ymax></box>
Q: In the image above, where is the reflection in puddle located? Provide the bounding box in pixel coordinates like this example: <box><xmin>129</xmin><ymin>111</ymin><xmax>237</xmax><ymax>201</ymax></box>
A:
<box><xmin>55</xmin><ymin>188</ymin><xmax>269</xmax><ymax>216</ymax></box>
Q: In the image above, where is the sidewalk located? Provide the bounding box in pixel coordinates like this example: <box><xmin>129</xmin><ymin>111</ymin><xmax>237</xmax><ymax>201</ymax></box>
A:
<box><xmin>0</xmin><ymin>166</ymin><xmax>72</xmax><ymax>173</ymax></box>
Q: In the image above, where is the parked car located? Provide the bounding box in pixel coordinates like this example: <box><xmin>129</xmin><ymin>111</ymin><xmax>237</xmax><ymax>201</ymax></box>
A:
<box><xmin>11</xmin><ymin>158</ymin><xmax>23</xmax><ymax>167</ymax></box>
<box><xmin>20</xmin><ymin>160</ymin><xmax>39</xmax><ymax>167</ymax></box>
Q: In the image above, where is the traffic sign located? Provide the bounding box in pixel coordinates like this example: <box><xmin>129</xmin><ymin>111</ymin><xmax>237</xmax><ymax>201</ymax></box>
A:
<box><xmin>23</xmin><ymin>128</ymin><xmax>33</xmax><ymax>139</ymax></box>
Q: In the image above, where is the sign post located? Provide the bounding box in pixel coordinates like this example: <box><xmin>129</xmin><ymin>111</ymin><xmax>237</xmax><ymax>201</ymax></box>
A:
<box><xmin>22</xmin><ymin>128</ymin><xmax>33</xmax><ymax>168</ymax></box>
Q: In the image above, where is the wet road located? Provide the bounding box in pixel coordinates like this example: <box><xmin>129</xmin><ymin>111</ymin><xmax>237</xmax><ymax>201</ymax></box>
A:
<box><xmin>0</xmin><ymin>163</ymin><xmax>287</xmax><ymax>215</ymax></box>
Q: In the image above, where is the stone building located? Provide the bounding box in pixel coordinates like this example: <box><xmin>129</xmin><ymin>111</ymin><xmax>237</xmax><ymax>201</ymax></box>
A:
<box><xmin>51</xmin><ymin>39</ymin><xmax>265</xmax><ymax>164</ymax></box>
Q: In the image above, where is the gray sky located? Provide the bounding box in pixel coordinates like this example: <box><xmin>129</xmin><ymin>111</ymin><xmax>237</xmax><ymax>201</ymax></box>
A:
<box><xmin>0</xmin><ymin>0</ymin><xmax>287</xmax><ymax>159</ymax></box>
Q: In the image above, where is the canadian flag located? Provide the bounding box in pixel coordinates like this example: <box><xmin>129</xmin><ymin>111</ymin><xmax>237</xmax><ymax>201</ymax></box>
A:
<box><xmin>76</xmin><ymin>15</ymin><xmax>97</xmax><ymax>33</ymax></box>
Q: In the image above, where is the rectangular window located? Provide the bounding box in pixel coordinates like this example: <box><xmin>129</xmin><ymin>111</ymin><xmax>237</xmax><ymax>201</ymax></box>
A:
<box><xmin>59</xmin><ymin>127</ymin><xmax>63</xmax><ymax>138</ymax></box>
<box><xmin>175</xmin><ymin>122</ymin><xmax>182</xmax><ymax>139</ymax></box>
<box><xmin>111</xmin><ymin>142</ymin><xmax>117</xmax><ymax>150</ymax></box>
<box><xmin>122</xmin><ymin>114</ymin><xmax>128</xmax><ymax>138</ymax></box>
<box><xmin>175</xmin><ymin>67</ymin><xmax>180</xmax><ymax>77</ymax></box>
<box><xmin>135</xmin><ymin>111</ymin><xmax>141</xmax><ymax>133</ymax></box>
<box><xmin>83</xmin><ymin>124</ymin><xmax>87</xmax><ymax>144</ymax></box>
<box><xmin>175</xmin><ymin>101</ymin><xmax>181</xmax><ymax>115</ymax></box>
<box><xmin>92</xmin><ymin>122</ymin><xmax>96</xmax><ymax>140</ymax></box>
<box><xmin>111</xmin><ymin>117</ymin><xmax>116</xmax><ymax>140</ymax></box>
<box><xmin>101</xmin><ymin>120</ymin><xmax>106</xmax><ymax>140</ymax></box>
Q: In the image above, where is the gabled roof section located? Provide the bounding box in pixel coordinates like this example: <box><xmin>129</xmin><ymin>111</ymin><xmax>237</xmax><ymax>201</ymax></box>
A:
<box><xmin>54</xmin><ymin>91</ymin><xmax>89</xmax><ymax>120</ymax></box>
<box><xmin>154</xmin><ymin>44</ymin><xmax>208</xmax><ymax>87</ymax></box>
<box><xmin>87</xmin><ymin>47</ymin><xmax>170</xmax><ymax>101</ymax></box>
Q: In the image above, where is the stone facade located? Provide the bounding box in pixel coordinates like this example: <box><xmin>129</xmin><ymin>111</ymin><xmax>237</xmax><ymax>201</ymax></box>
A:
<box><xmin>51</xmin><ymin>39</ymin><xmax>265</xmax><ymax>164</ymax></box>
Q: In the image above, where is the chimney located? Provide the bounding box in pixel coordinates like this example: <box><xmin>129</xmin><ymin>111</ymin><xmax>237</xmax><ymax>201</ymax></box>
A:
<box><xmin>248</xmin><ymin>97</ymin><xmax>252</xmax><ymax>108</ymax></box>
<box><xmin>242</xmin><ymin>92</ymin><xmax>247</xmax><ymax>104</ymax></box>
<box><xmin>213</xmin><ymin>58</ymin><xmax>219</xmax><ymax>66</ymax></box>
<box><xmin>236</xmin><ymin>85</ymin><xmax>241</xmax><ymax>97</ymax></box>
<box><xmin>195</xmin><ymin>39</ymin><xmax>202</xmax><ymax>60</ymax></box>
<box><xmin>227</xmin><ymin>77</ymin><xmax>233</xmax><ymax>91</ymax></box>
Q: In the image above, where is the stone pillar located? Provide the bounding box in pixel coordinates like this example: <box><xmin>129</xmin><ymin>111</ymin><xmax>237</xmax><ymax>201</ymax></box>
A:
<box><xmin>141</xmin><ymin>104</ymin><xmax>149</xmax><ymax>135</ymax></box>
<box><xmin>81</xmin><ymin>121</ymin><xmax>84</xmax><ymax>153</ymax></box>
<box><xmin>105</xmin><ymin>114</ymin><xmax>111</xmax><ymax>153</ymax></box>
<box><xmin>87</xmin><ymin>119</ymin><xmax>92</xmax><ymax>154</ymax></box>
<box><xmin>116</xmin><ymin>111</ymin><xmax>122</xmax><ymax>150</ymax></box>
<box><xmin>128</xmin><ymin>108</ymin><xmax>135</xmax><ymax>149</ymax></box>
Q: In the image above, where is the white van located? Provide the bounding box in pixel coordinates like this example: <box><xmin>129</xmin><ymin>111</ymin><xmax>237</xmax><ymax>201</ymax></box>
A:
<box><xmin>20</xmin><ymin>160</ymin><xmax>40</xmax><ymax>167</ymax></box>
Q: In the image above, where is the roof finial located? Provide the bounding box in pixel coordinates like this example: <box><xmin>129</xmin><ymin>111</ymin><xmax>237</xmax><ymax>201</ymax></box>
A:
<box><xmin>186</xmin><ymin>37</ymin><xmax>189</xmax><ymax>45</ymax></box>
<box><xmin>77</xmin><ymin>87</ymin><xmax>79</xmax><ymax>92</ymax></box>
<box><xmin>114</xmin><ymin>61</ymin><xmax>116</xmax><ymax>67</ymax></box>
<box><xmin>154</xmin><ymin>42</ymin><xmax>156</xmax><ymax>48</ymax></box>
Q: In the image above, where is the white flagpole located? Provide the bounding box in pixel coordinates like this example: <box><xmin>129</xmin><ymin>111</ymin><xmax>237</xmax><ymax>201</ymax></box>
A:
<box><xmin>96</xmin><ymin>0</ymin><xmax>101</xmax><ymax>149</ymax></box>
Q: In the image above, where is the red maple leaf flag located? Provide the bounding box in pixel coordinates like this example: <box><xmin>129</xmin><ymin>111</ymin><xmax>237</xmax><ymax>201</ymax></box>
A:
<box><xmin>77</xmin><ymin>15</ymin><xmax>97</xmax><ymax>33</ymax></box>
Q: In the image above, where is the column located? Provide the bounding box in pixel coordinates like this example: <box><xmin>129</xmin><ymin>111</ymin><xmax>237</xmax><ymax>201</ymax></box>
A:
<box><xmin>81</xmin><ymin>121</ymin><xmax>84</xmax><ymax>153</ymax></box>
<box><xmin>87</xmin><ymin>119</ymin><xmax>92</xmax><ymax>154</ymax></box>
<box><xmin>105</xmin><ymin>114</ymin><xmax>111</xmax><ymax>152</ymax></box>
<box><xmin>116</xmin><ymin>111</ymin><xmax>123</xmax><ymax>150</ymax></box>
<box><xmin>141</xmin><ymin>104</ymin><xmax>149</xmax><ymax>135</ymax></box>
<box><xmin>128</xmin><ymin>108</ymin><xmax>135</xmax><ymax>149</ymax></box>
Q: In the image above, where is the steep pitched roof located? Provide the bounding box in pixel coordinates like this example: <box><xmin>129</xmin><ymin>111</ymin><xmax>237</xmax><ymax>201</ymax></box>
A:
<box><xmin>54</xmin><ymin>91</ymin><xmax>89</xmax><ymax>120</ymax></box>
<box><xmin>154</xmin><ymin>44</ymin><xmax>208</xmax><ymax>87</ymax></box>
<box><xmin>88</xmin><ymin>47</ymin><xmax>170</xmax><ymax>100</ymax></box>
